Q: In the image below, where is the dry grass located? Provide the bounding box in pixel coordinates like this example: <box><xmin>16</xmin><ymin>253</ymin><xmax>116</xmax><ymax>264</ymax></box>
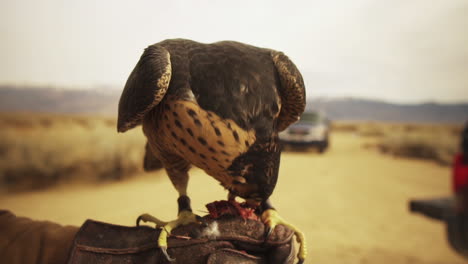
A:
<box><xmin>333</xmin><ymin>121</ymin><xmax>463</xmax><ymax>166</ymax></box>
<box><xmin>0</xmin><ymin>113</ymin><xmax>146</xmax><ymax>192</ymax></box>
<box><xmin>377</xmin><ymin>124</ymin><xmax>462</xmax><ymax>166</ymax></box>
<box><xmin>0</xmin><ymin>114</ymin><xmax>462</xmax><ymax>192</ymax></box>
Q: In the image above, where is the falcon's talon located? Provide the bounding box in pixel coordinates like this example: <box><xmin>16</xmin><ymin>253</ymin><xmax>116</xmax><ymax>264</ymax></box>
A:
<box><xmin>160</xmin><ymin>246</ymin><xmax>176</xmax><ymax>262</ymax></box>
<box><xmin>136</xmin><ymin>213</ymin><xmax>167</xmax><ymax>227</ymax></box>
<box><xmin>155</xmin><ymin>210</ymin><xmax>200</xmax><ymax>261</ymax></box>
<box><xmin>261</xmin><ymin>209</ymin><xmax>307</xmax><ymax>263</ymax></box>
<box><xmin>136</xmin><ymin>211</ymin><xmax>200</xmax><ymax>261</ymax></box>
<box><xmin>263</xmin><ymin>225</ymin><xmax>274</xmax><ymax>242</ymax></box>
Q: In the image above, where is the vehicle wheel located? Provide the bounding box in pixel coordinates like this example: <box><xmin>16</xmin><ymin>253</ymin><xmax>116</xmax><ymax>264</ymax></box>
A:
<box><xmin>318</xmin><ymin>138</ymin><xmax>329</xmax><ymax>154</ymax></box>
<box><xmin>447</xmin><ymin>212</ymin><xmax>468</xmax><ymax>258</ymax></box>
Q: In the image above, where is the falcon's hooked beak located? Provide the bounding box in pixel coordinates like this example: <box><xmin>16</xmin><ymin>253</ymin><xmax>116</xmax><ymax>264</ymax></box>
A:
<box><xmin>228</xmin><ymin>190</ymin><xmax>261</xmax><ymax>208</ymax></box>
<box><xmin>245</xmin><ymin>198</ymin><xmax>262</xmax><ymax>208</ymax></box>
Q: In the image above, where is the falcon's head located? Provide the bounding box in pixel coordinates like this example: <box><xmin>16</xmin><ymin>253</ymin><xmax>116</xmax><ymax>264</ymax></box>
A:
<box><xmin>223</xmin><ymin>51</ymin><xmax>305</xmax><ymax>203</ymax></box>
<box><xmin>226</xmin><ymin>135</ymin><xmax>281</xmax><ymax>202</ymax></box>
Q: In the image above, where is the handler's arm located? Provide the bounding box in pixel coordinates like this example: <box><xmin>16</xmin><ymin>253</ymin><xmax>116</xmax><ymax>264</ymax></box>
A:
<box><xmin>0</xmin><ymin>210</ymin><xmax>78</xmax><ymax>264</ymax></box>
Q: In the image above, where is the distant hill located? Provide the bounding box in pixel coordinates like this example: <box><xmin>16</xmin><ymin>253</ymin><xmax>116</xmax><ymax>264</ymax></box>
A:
<box><xmin>1</xmin><ymin>86</ymin><xmax>467</xmax><ymax>123</ymax></box>
<box><xmin>308</xmin><ymin>98</ymin><xmax>468</xmax><ymax>124</ymax></box>
<box><xmin>0</xmin><ymin>86</ymin><xmax>119</xmax><ymax>115</ymax></box>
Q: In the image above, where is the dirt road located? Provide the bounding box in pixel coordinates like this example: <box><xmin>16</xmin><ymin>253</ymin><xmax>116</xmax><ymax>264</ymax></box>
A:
<box><xmin>0</xmin><ymin>132</ymin><xmax>465</xmax><ymax>263</ymax></box>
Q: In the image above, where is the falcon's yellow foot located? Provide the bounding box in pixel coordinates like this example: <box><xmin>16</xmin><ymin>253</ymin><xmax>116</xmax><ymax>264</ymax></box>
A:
<box><xmin>136</xmin><ymin>213</ymin><xmax>168</xmax><ymax>227</ymax></box>
<box><xmin>137</xmin><ymin>211</ymin><xmax>202</xmax><ymax>262</ymax></box>
<box><xmin>261</xmin><ymin>209</ymin><xmax>307</xmax><ymax>264</ymax></box>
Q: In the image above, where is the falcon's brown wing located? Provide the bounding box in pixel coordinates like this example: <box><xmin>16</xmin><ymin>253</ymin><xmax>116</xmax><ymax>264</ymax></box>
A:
<box><xmin>271</xmin><ymin>51</ymin><xmax>306</xmax><ymax>132</ymax></box>
<box><xmin>117</xmin><ymin>45</ymin><xmax>172</xmax><ymax>133</ymax></box>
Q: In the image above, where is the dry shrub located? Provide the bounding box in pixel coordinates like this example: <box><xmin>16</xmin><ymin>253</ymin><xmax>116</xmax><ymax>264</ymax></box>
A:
<box><xmin>332</xmin><ymin>121</ymin><xmax>388</xmax><ymax>137</ymax></box>
<box><xmin>356</xmin><ymin>122</ymin><xmax>387</xmax><ymax>137</ymax></box>
<box><xmin>331</xmin><ymin>122</ymin><xmax>358</xmax><ymax>132</ymax></box>
<box><xmin>0</xmin><ymin>113</ymin><xmax>146</xmax><ymax>192</ymax></box>
<box><xmin>333</xmin><ymin>121</ymin><xmax>463</xmax><ymax>166</ymax></box>
<box><xmin>376</xmin><ymin>124</ymin><xmax>462</xmax><ymax>166</ymax></box>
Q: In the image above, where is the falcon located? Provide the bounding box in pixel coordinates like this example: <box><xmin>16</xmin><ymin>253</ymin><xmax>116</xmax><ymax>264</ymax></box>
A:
<box><xmin>117</xmin><ymin>39</ymin><xmax>307</xmax><ymax>262</ymax></box>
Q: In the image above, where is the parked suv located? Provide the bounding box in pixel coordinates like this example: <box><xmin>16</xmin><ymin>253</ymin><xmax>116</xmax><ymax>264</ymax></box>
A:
<box><xmin>279</xmin><ymin>111</ymin><xmax>330</xmax><ymax>153</ymax></box>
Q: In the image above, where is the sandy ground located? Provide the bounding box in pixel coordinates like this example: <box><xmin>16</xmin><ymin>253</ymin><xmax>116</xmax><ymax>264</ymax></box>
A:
<box><xmin>0</xmin><ymin>132</ymin><xmax>466</xmax><ymax>263</ymax></box>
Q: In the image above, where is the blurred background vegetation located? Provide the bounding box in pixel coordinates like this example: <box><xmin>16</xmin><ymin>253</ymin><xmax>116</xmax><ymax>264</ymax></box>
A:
<box><xmin>0</xmin><ymin>112</ymin><xmax>462</xmax><ymax>193</ymax></box>
<box><xmin>0</xmin><ymin>113</ymin><xmax>145</xmax><ymax>192</ymax></box>
<box><xmin>334</xmin><ymin>122</ymin><xmax>462</xmax><ymax>166</ymax></box>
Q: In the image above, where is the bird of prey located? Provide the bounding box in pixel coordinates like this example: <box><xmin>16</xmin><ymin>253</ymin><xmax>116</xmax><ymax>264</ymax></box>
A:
<box><xmin>117</xmin><ymin>39</ymin><xmax>307</xmax><ymax>262</ymax></box>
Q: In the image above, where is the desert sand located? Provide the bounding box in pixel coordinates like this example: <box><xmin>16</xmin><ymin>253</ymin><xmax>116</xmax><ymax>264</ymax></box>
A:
<box><xmin>0</xmin><ymin>132</ymin><xmax>465</xmax><ymax>263</ymax></box>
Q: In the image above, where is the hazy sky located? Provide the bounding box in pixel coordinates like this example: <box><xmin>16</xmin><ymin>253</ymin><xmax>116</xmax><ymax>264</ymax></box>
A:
<box><xmin>1</xmin><ymin>0</ymin><xmax>467</xmax><ymax>103</ymax></box>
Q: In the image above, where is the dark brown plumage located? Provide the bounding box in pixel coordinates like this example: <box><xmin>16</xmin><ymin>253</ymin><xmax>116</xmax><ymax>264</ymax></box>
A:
<box><xmin>118</xmin><ymin>39</ymin><xmax>307</xmax><ymax>262</ymax></box>
<box><xmin>118</xmin><ymin>39</ymin><xmax>304</xmax><ymax>200</ymax></box>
